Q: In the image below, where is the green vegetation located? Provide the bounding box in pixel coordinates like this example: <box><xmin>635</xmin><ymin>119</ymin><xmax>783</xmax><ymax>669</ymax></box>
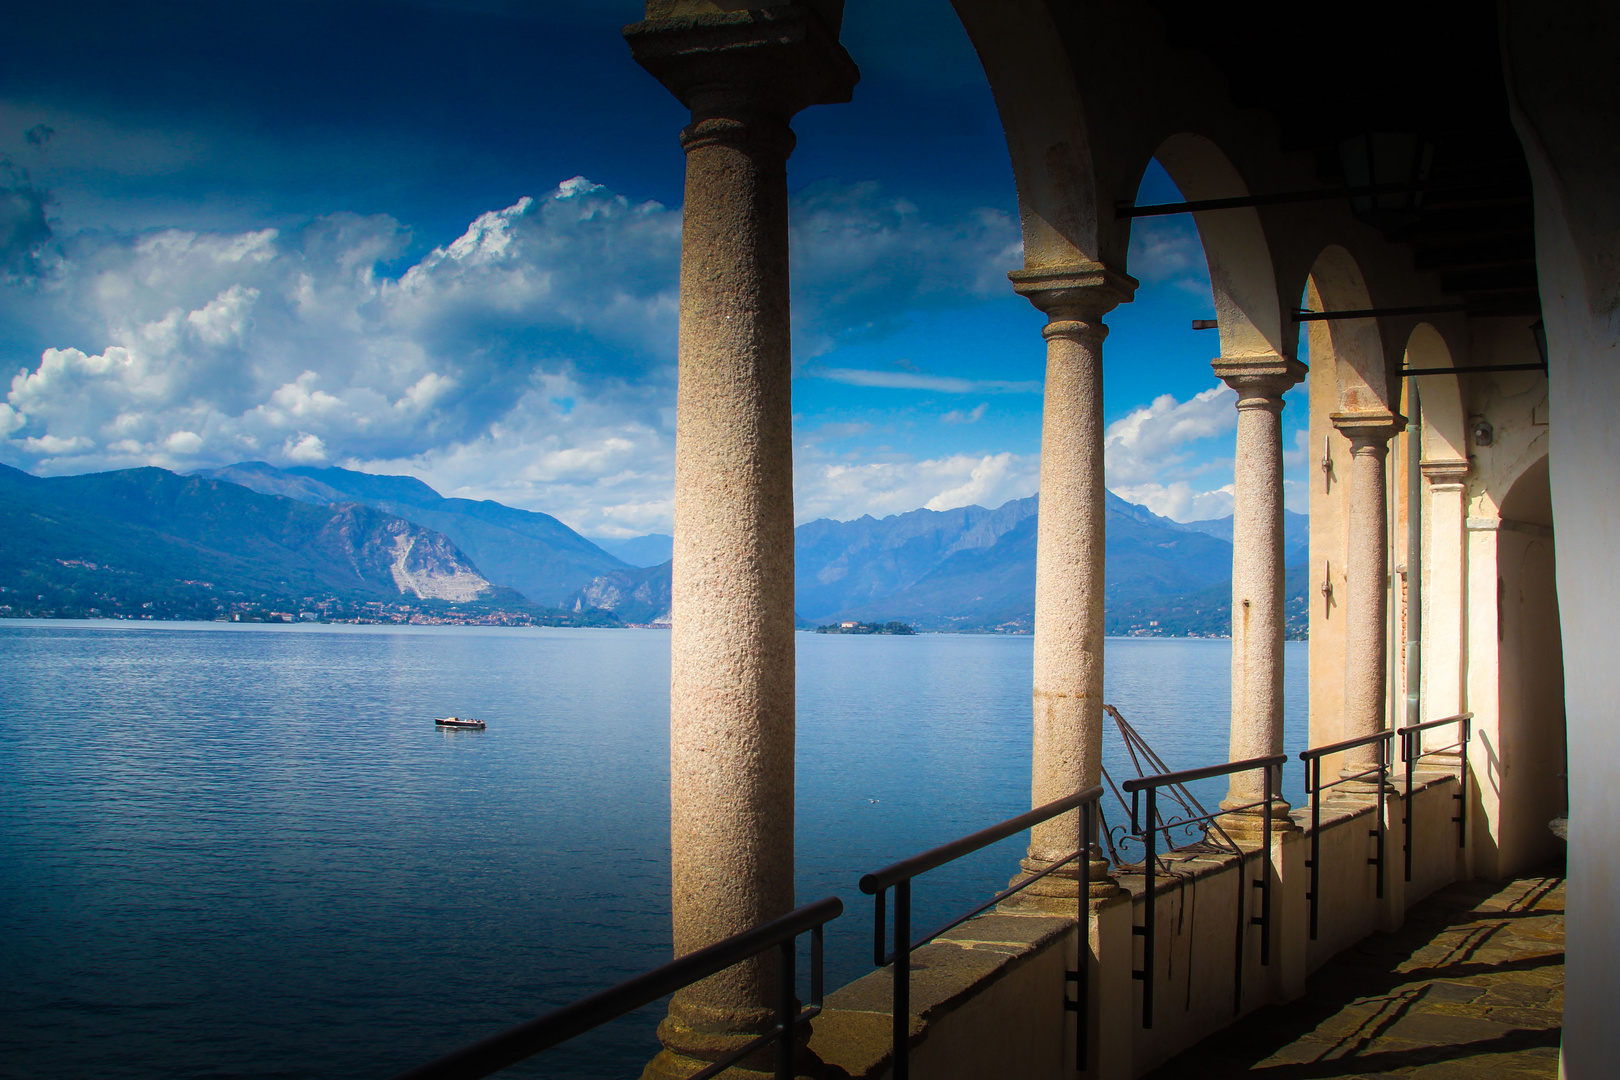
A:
<box><xmin>814</xmin><ymin>620</ymin><xmax>916</xmax><ymax>635</ymax></box>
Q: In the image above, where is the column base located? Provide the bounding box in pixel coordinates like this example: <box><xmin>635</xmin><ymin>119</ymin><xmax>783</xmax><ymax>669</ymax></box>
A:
<box><xmin>642</xmin><ymin>1006</ymin><xmax>820</xmax><ymax>1080</ymax></box>
<box><xmin>1335</xmin><ymin>768</ymin><xmax>1396</xmax><ymax>795</ymax></box>
<box><xmin>1001</xmin><ymin>848</ymin><xmax>1123</xmax><ymax>914</ymax></box>
<box><xmin>1213</xmin><ymin>799</ymin><xmax>1299</xmax><ymax>844</ymax></box>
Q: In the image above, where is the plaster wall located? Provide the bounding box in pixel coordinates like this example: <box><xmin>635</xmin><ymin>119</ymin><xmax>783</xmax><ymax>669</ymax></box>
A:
<box><xmin>1302</xmin><ymin>797</ymin><xmax>1384</xmax><ymax>971</ymax></box>
<box><xmin>1502</xmin><ymin>5</ymin><xmax>1620</xmax><ymax>1071</ymax></box>
<box><xmin>1491</xmin><ymin>523</ymin><xmax>1566</xmax><ymax>878</ymax></box>
<box><xmin>812</xmin><ymin>785</ymin><xmax>1458</xmax><ymax>1080</ymax></box>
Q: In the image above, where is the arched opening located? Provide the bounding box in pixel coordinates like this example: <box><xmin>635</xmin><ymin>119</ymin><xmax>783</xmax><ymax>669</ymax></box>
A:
<box><xmin>1402</xmin><ymin>323</ymin><xmax>1470</xmax><ymax>725</ymax></box>
<box><xmin>1485</xmin><ymin>453</ymin><xmax>1567</xmax><ymax>878</ymax></box>
<box><xmin>1151</xmin><ymin>132</ymin><xmax>1285</xmax><ymax>359</ymax></box>
<box><xmin>1301</xmin><ymin>247</ymin><xmax>1391</xmax><ymax>752</ymax></box>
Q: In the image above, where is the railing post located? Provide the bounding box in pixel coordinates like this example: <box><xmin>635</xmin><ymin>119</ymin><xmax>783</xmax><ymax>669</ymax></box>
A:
<box><xmin>1403</xmin><ymin>727</ymin><xmax>1415</xmax><ymax>882</ymax></box>
<box><xmin>1307</xmin><ymin>755</ymin><xmax>1321</xmax><ymax>940</ymax></box>
<box><xmin>1140</xmin><ymin>787</ymin><xmax>1157</xmax><ymax>1029</ymax></box>
<box><xmin>1458</xmin><ymin>717</ymin><xmax>1470</xmax><ymax>849</ymax></box>
<box><xmin>1259</xmin><ymin>762</ymin><xmax>1274</xmax><ymax>966</ymax></box>
<box><xmin>893</xmin><ymin>878</ymin><xmax>911</xmax><ymax>1080</ymax></box>
<box><xmin>1374</xmin><ymin>737</ymin><xmax>1387</xmax><ymax>900</ymax></box>
<box><xmin>774</xmin><ymin>938</ymin><xmax>794</xmax><ymax>1080</ymax></box>
<box><xmin>1077</xmin><ymin>798</ymin><xmax>1092</xmax><ymax>1071</ymax></box>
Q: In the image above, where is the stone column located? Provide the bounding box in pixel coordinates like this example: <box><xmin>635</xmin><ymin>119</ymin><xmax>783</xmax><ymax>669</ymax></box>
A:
<box><xmin>625</xmin><ymin>9</ymin><xmax>856</xmax><ymax>1078</ymax></box>
<box><xmin>1419</xmin><ymin>458</ymin><xmax>1469</xmax><ymax>734</ymax></box>
<box><xmin>1009</xmin><ymin>264</ymin><xmax>1135</xmax><ymax>899</ymax></box>
<box><xmin>1213</xmin><ymin>356</ymin><xmax>1306</xmax><ymax>835</ymax></box>
<box><xmin>1330</xmin><ymin>410</ymin><xmax>1406</xmax><ymax>778</ymax></box>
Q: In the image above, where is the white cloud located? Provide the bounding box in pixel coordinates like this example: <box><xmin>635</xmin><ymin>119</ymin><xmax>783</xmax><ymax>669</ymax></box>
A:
<box><xmin>794</xmin><ymin>449</ymin><xmax>1039</xmax><ymax>523</ymax></box>
<box><xmin>1102</xmin><ymin>383</ymin><xmax>1238</xmax><ymax>522</ymax></box>
<box><xmin>940</xmin><ymin>402</ymin><xmax>987</xmax><ymax>424</ymax></box>
<box><xmin>1283</xmin><ymin>427</ymin><xmax>1310</xmax><ymax>469</ymax></box>
<box><xmin>283</xmin><ymin>432</ymin><xmax>328</xmax><ymax>463</ymax></box>
<box><xmin>1104</xmin><ymin>384</ymin><xmax>1235</xmax><ymax>486</ymax></box>
<box><xmin>789</xmin><ymin>181</ymin><xmax>1022</xmax><ymax>357</ymax></box>
<box><xmin>1113</xmin><ymin>481</ymin><xmax>1234</xmax><ymax>523</ymax></box>
<box><xmin>1125</xmin><ymin>215</ymin><xmax>1211</xmax><ymax>298</ymax></box>
<box><xmin>808</xmin><ymin>367</ymin><xmax>1039</xmax><ymax>394</ymax></box>
<box><xmin>1</xmin><ymin>176</ymin><xmax>1031</xmax><ymax>532</ymax></box>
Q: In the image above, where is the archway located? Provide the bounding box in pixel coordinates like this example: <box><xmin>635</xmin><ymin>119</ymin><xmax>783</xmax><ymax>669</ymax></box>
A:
<box><xmin>1484</xmin><ymin>453</ymin><xmax>1567</xmax><ymax>878</ymax></box>
<box><xmin>1302</xmin><ymin>247</ymin><xmax>1391</xmax><ymax>751</ymax></box>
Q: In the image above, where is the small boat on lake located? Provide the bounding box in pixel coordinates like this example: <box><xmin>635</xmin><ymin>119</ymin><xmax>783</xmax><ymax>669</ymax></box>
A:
<box><xmin>435</xmin><ymin>716</ymin><xmax>486</xmax><ymax>730</ymax></box>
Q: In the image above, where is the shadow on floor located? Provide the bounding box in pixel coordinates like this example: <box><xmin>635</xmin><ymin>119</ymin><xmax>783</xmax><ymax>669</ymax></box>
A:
<box><xmin>1142</xmin><ymin>866</ymin><xmax>1565</xmax><ymax>1080</ymax></box>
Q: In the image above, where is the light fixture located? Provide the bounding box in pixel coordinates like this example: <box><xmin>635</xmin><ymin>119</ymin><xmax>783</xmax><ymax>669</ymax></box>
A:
<box><xmin>1471</xmin><ymin>416</ymin><xmax>1494</xmax><ymax>447</ymax></box>
<box><xmin>1339</xmin><ymin>132</ymin><xmax>1435</xmax><ymax>233</ymax></box>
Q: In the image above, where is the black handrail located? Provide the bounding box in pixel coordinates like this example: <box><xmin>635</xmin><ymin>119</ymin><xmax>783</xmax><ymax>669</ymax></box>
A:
<box><xmin>388</xmin><ymin>896</ymin><xmax>843</xmax><ymax>1080</ymax></box>
<box><xmin>1299</xmin><ymin>730</ymin><xmax>1393</xmax><ymax>940</ymax></box>
<box><xmin>1121</xmin><ymin>753</ymin><xmax>1285</xmax><ymax>1029</ymax></box>
<box><xmin>1398</xmin><ymin>713</ymin><xmax>1473</xmax><ymax>881</ymax></box>
<box><xmin>859</xmin><ymin>786</ymin><xmax>1106</xmax><ymax>1079</ymax></box>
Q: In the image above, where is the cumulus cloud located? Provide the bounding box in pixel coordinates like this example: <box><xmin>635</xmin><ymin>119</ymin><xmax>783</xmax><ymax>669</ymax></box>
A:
<box><xmin>794</xmin><ymin>448</ymin><xmax>1039</xmax><ymax>523</ymax></box>
<box><xmin>1103</xmin><ymin>383</ymin><xmax>1238</xmax><ymax>522</ymax></box>
<box><xmin>941</xmin><ymin>402</ymin><xmax>987</xmax><ymax>424</ymax></box>
<box><xmin>0</xmin><ymin>175</ymin><xmax>1032</xmax><ymax>532</ymax></box>
<box><xmin>1125</xmin><ymin>215</ymin><xmax>1211</xmax><ymax>297</ymax></box>
<box><xmin>0</xmin><ymin>160</ymin><xmax>51</xmax><ymax>278</ymax></box>
<box><xmin>1104</xmin><ymin>384</ymin><xmax>1235</xmax><ymax>485</ymax></box>
<box><xmin>1113</xmin><ymin>480</ymin><xmax>1235</xmax><ymax>523</ymax></box>
<box><xmin>790</xmin><ymin>181</ymin><xmax>1021</xmax><ymax>357</ymax></box>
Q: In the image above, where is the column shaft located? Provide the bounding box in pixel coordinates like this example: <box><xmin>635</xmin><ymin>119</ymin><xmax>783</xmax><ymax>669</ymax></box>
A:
<box><xmin>1009</xmin><ymin>266</ymin><xmax>1135</xmax><ymax>898</ymax></box>
<box><xmin>666</xmin><ymin>102</ymin><xmax>797</xmax><ymax>1037</ymax></box>
<box><xmin>1333</xmin><ymin>411</ymin><xmax>1406</xmax><ymax>775</ymax></box>
<box><xmin>625</xmin><ymin>9</ymin><xmax>858</xmax><ymax>1076</ymax></box>
<box><xmin>1215</xmin><ymin>357</ymin><xmax>1305</xmax><ymax>830</ymax></box>
<box><xmin>1030</xmin><ymin>316</ymin><xmax>1108</xmax><ymax>864</ymax></box>
<box><xmin>1420</xmin><ymin>460</ymin><xmax>1469</xmax><ymax>733</ymax></box>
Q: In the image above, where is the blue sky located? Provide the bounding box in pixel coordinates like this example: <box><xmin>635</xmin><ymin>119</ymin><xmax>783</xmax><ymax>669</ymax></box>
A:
<box><xmin>0</xmin><ymin>0</ymin><xmax>1308</xmax><ymax>537</ymax></box>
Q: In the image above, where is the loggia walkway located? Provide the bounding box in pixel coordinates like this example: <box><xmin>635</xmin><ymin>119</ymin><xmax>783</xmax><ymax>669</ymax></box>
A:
<box><xmin>1144</xmin><ymin>868</ymin><xmax>1565</xmax><ymax>1079</ymax></box>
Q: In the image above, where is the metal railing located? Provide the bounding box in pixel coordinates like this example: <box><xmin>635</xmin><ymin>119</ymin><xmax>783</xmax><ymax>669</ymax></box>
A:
<box><xmin>1398</xmin><ymin>712</ymin><xmax>1473</xmax><ymax>881</ymax></box>
<box><xmin>858</xmin><ymin>786</ymin><xmax>1106</xmax><ymax>1079</ymax></box>
<box><xmin>1298</xmin><ymin>730</ymin><xmax>1394</xmax><ymax>940</ymax></box>
<box><xmin>1120</xmin><ymin>753</ymin><xmax>1286</xmax><ymax>1029</ymax></box>
<box><xmin>388</xmin><ymin>896</ymin><xmax>843</xmax><ymax>1080</ymax></box>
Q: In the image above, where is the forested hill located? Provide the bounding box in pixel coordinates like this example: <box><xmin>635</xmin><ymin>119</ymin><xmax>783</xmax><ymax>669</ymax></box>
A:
<box><xmin>0</xmin><ymin>464</ymin><xmax>539</xmax><ymax>621</ymax></box>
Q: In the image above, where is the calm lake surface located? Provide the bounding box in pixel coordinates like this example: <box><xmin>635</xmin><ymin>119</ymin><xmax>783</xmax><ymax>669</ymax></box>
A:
<box><xmin>0</xmin><ymin>621</ymin><xmax>1306</xmax><ymax>1079</ymax></box>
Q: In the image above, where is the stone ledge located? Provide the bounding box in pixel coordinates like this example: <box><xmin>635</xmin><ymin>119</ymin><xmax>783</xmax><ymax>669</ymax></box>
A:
<box><xmin>810</xmin><ymin>911</ymin><xmax>1073</xmax><ymax>1079</ymax></box>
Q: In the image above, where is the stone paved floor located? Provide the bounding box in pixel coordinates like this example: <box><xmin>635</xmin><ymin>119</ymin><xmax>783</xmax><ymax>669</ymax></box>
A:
<box><xmin>1144</xmin><ymin>868</ymin><xmax>1565</xmax><ymax>1079</ymax></box>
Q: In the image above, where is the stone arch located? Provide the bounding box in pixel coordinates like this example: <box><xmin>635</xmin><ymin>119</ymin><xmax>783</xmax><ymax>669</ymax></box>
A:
<box><xmin>1482</xmin><ymin>451</ymin><xmax>1566</xmax><ymax>878</ymax></box>
<box><xmin>950</xmin><ymin>0</ymin><xmax>1100</xmax><ymax>268</ymax></box>
<box><xmin>1405</xmin><ymin>323</ymin><xmax>1467</xmax><ymax>462</ymax></box>
<box><xmin>1150</xmin><ymin>132</ymin><xmax>1285</xmax><ymax>358</ymax></box>
<box><xmin>1303</xmin><ymin>245</ymin><xmax>1390</xmax><ymax>412</ymax></box>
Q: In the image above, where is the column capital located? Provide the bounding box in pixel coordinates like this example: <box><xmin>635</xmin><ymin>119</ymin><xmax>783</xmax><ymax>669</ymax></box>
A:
<box><xmin>1008</xmin><ymin>261</ymin><xmax>1138</xmax><ymax>321</ymax></box>
<box><xmin>624</xmin><ymin>6</ymin><xmax>859</xmax><ymax>122</ymax></box>
<box><xmin>1211</xmin><ymin>355</ymin><xmax>1307</xmax><ymax>404</ymax></box>
<box><xmin>1420</xmin><ymin>458</ymin><xmax>1470</xmax><ymax>488</ymax></box>
<box><xmin>1331</xmin><ymin>409</ymin><xmax>1407</xmax><ymax>450</ymax></box>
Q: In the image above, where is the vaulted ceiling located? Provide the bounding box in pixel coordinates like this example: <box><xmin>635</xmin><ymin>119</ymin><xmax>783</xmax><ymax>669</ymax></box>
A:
<box><xmin>1141</xmin><ymin>0</ymin><xmax>1539</xmax><ymax>317</ymax></box>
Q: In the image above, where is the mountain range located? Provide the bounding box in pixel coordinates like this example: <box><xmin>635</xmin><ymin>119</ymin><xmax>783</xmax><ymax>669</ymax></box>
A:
<box><xmin>0</xmin><ymin>459</ymin><xmax>1307</xmax><ymax>636</ymax></box>
<box><xmin>0</xmin><ymin>462</ymin><xmax>535</xmax><ymax>622</ymax></box>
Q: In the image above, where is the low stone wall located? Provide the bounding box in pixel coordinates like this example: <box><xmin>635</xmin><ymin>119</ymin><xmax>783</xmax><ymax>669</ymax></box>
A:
<box><xmin>812</xmin><ymin>772</ymin><xmax>1464</xmax><ymax>1080</ymax></box>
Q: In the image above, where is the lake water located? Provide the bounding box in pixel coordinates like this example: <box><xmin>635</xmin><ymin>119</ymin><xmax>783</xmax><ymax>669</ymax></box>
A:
<box><xmin>0</xmin><ymin>621</ymin><xmax>1306</xmax><ymax>1079</ymax></box>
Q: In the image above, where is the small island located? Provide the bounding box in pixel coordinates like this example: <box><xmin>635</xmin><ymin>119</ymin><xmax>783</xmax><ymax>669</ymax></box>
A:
<box><xmin>815</xmin><ymin>620</ymin><xmax>915</xmax><ymax>635</ymax></box>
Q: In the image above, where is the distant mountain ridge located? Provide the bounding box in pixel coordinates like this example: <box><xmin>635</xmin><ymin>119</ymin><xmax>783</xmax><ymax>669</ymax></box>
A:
<box><xmin>3</xmin><ymin>458</ymin><xmax>1309</xmax><ymax>637</ymax></box>
<box><xmin>568</xmin><ymin>492</ymin><xmax>1307</xmax><ymax>636</ymax></box>
<box><xmin>196</xmin><ymin>462</ymin><xmax>629</xmax><ymax>606</ymax></box>
<box><xmin>0</xmin><ymin>463</ymin><xmax>525</xmax><ymax>619</ymax></box>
